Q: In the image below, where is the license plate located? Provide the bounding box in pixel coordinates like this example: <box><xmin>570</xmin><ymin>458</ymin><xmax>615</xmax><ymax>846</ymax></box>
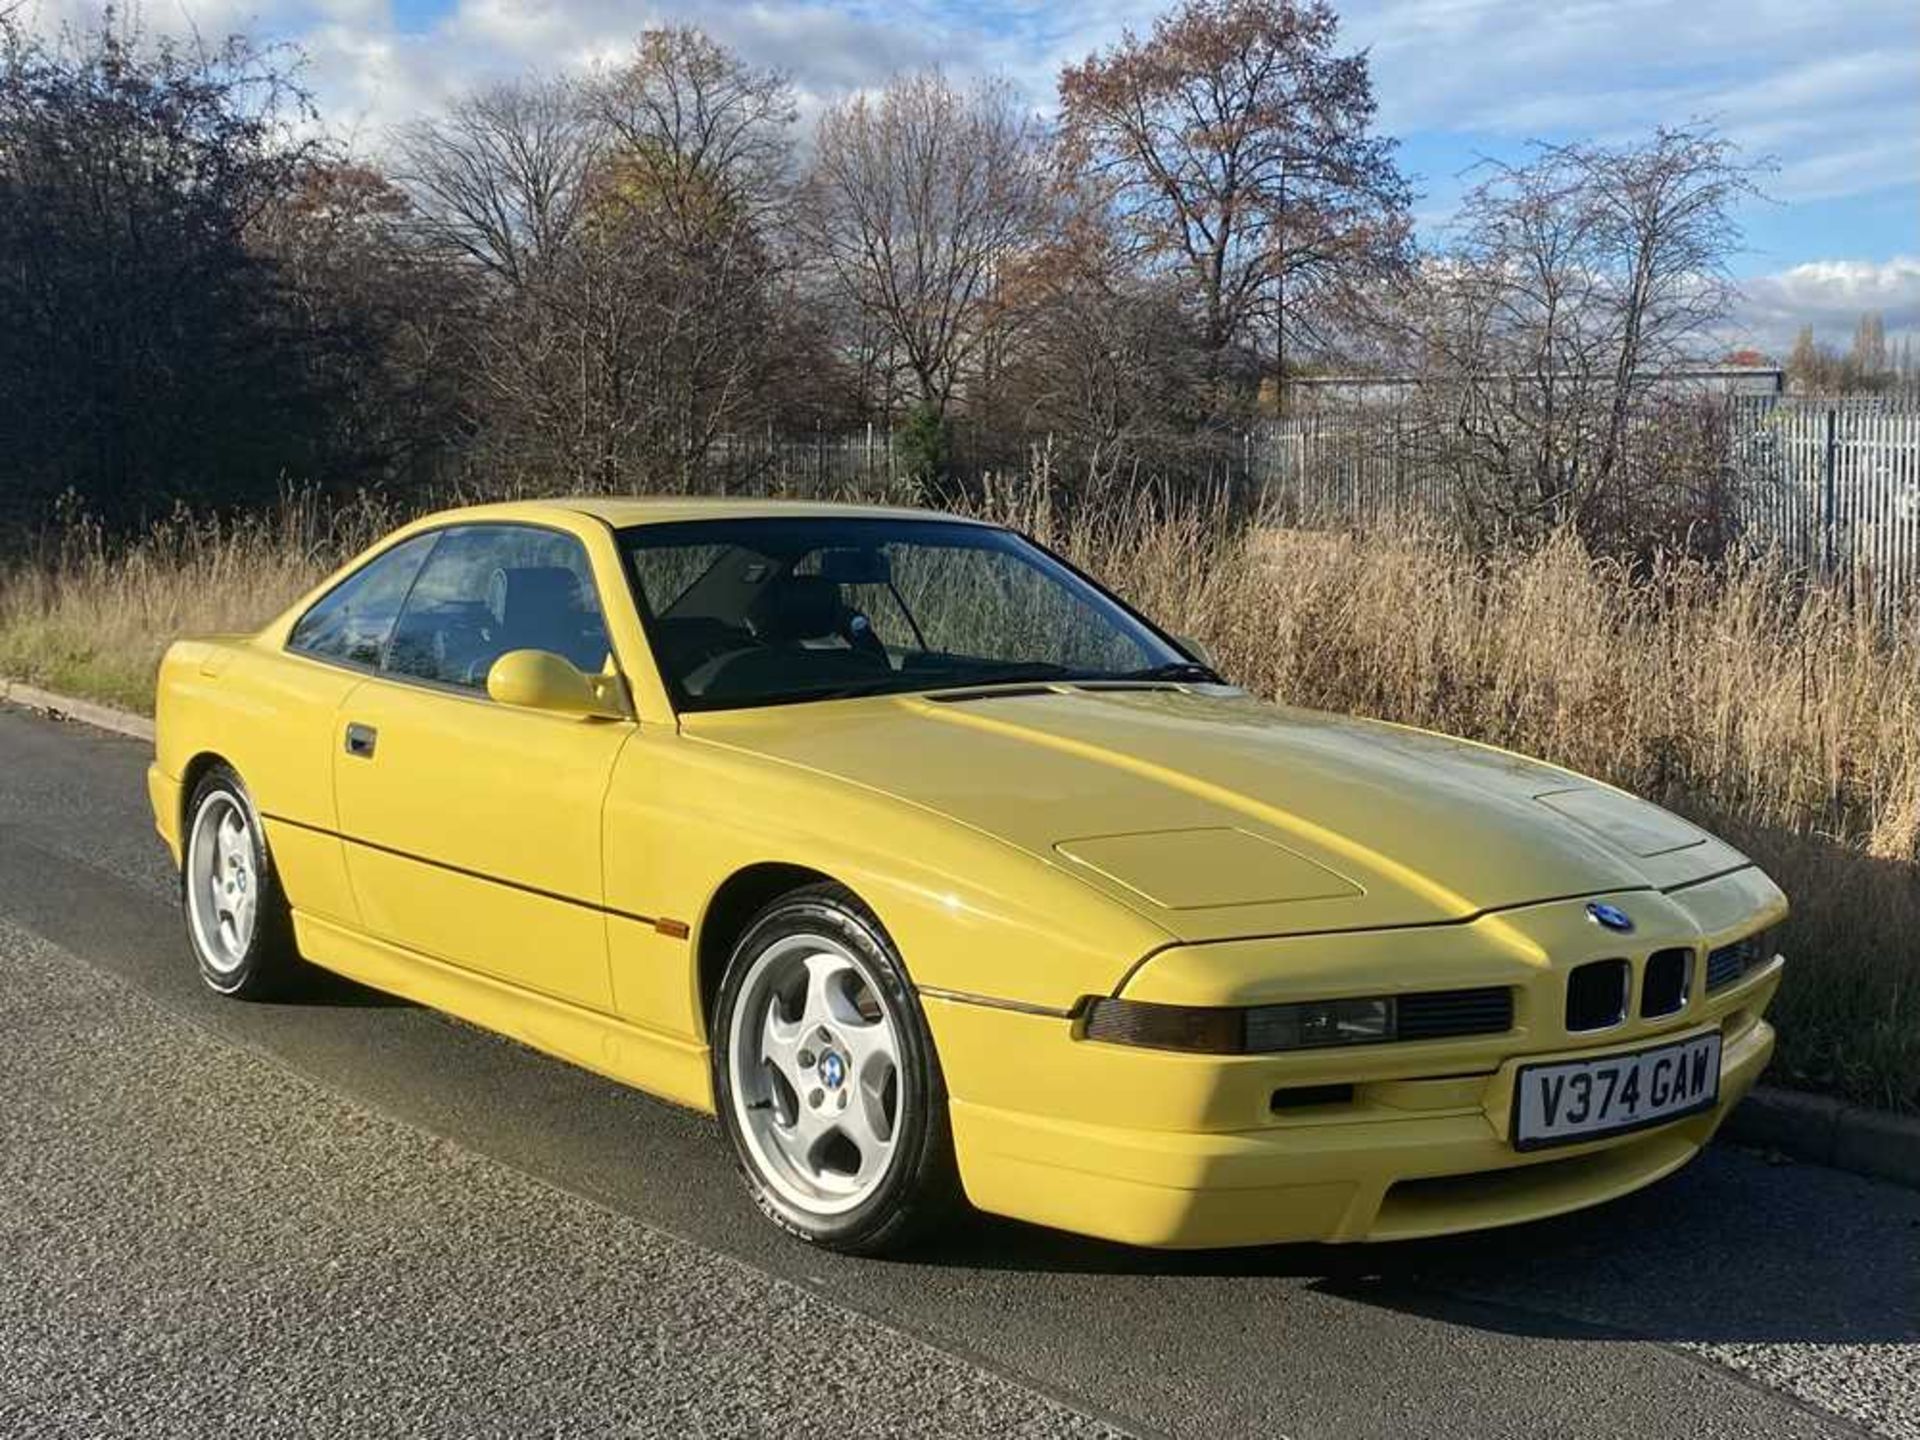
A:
<box><xmin>1512</xmin><ymin>1031</ymin><xmax>1721</xmax><ymax>1151</ymax></box>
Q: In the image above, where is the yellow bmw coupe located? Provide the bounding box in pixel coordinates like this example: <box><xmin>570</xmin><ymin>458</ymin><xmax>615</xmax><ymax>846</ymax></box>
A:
<box><xmin>148</xmin><ymin>498</ymin><xmax>1786</xmax><ymax>1253</ymax></box>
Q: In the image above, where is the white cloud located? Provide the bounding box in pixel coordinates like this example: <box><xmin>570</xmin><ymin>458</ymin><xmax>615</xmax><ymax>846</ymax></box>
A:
<box><xmin>11</xmin><ymin>0</ymin><xmax>1914</xmax><ymax>343</ymax></box>
<box><xmin>12</xmin><ymin>0</ymin><xmax>344</xmax><ymax>46</ymax></box>
<box><xmin>13</xmin><ymin>0</ymin><xmax>1913</xmax><ymax>202</ymax></box>
<box><xmin>285</xmin><ymin>0</ymin><xmax>965</xmax><ymax>139</ymax></box>
<box><xmin>1729</xmin><ymin>257</ymin><xmax>1920</xmax><ymax>353</ymax></box>
<box><xmin>1345</xmin><ymin>0</ymin><xmax>1919</xmax><ymax>207</ymax></box>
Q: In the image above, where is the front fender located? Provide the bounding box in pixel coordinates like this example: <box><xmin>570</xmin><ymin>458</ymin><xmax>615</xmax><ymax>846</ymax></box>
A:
<box><xmin>601</xmin><ymin>725</ymin><xmax>1173</xmax><ymax>1033</ymax></box>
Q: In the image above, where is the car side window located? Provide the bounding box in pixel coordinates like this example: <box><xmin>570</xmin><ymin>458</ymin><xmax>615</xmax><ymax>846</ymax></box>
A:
<box><xmin>287</xmin><ymin>533</ymin><xmax>438</xmax><ymax>668</ymax></box>
<box><xmin>383</xmin><ymin>524</ymin><xmax>609</xmax><ymax>692</ymax></box>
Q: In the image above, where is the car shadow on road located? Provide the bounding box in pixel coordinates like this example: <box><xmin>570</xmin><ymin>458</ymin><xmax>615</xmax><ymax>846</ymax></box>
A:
<box><xmin>288</xmin><ymin>964</ymin><xmax>416</xmax><ymax>1008</ymax></box>
<box><xmin>914</xmin><ymin>1141</ymin><xmax>1920</xmax><ymax>1347</ymax></box>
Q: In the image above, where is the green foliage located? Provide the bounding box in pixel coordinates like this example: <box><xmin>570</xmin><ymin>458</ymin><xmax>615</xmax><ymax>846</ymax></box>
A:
<box><xmin>0</xmin><ymin>15</ymin><xmax>318</xmax><ymax>533</ymax></box>
<box><xmin>0</xmin><ymin>13</ymin><xmax>450</xmax><ymax>541</ymax></box>
<box><xmin>894</xmin><ymin>405</ymin><xmax>951</xmax><ymax>483</ymax></box>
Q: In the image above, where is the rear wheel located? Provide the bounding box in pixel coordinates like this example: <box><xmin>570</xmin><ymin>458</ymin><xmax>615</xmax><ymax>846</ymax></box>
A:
<box><xmin>712</xmin><ymin>884</ymin><xmax>960</xmax><ymax>1254</ymax></box>
<box><xmin>182</xmin><ymin>764</ymin><xmax>299</xmax><ymax>999</ymax></box>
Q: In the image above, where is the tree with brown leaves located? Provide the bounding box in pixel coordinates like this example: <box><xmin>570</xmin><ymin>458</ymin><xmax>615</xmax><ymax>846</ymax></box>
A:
<box><xmin>392</xmin><ymin>32</ymin><xmax>805</xmax><ymax>492</ymax></box>
<box><xmin>1058</xmin><ymin>0</ymin><xmax>1410</xmax><ymax>406</ymax></box>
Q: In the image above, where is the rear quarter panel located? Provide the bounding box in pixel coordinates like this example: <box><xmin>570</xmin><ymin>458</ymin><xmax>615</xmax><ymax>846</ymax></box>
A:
<box><xmin>154</xmin><ymin>638</ymin><xmax>364</xmax><ymax>922</ymax></box>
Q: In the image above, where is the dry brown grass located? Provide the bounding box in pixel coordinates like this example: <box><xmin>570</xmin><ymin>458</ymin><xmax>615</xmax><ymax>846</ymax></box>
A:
<box><xmin>0</xmin><ymin>491</ymin><xmax>398</xmax><ymax>712</ymax></box>
<box><xmin>3</xmin><ymin>486</ymin><xmax>1916</xmax><ymax>1109</ymax></box>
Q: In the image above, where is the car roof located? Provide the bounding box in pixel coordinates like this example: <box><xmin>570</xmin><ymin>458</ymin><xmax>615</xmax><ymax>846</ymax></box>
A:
<box><xmin>514</xmin><ymin>495</ymin><xmax>995</xmax><ymax>529</ymax></box>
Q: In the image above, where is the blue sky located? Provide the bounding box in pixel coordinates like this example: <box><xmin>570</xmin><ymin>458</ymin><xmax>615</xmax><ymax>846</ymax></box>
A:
<box><xmin>27</xmin><ymin>0</ymin><xmax>1920</xmax><ymax>351</ymax></box>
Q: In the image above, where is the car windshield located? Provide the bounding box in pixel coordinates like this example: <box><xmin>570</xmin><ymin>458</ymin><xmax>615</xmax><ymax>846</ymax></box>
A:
<box><xmin>618</xmin><ymin>516</ymin><xmax>1194</xmax><ymax>711</ymax></box>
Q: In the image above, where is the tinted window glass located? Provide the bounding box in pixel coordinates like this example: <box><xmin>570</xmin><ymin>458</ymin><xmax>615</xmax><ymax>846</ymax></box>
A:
<box><xmin>622</xmin><ymin>517</ymin><xmax>1182</xmax><ymax>711</ymax></box>
<box><xmin>385</xmin><ymin>524</ymin><xmax>608</xmax><ymax>691</ymax></box>
<box><xmin>885</xmin><ymin>545</ymin><xmax>1143</xmax><ymax>672</ymax></box>
<box><xmin>287</xmin><ymin>533</ymin><xmax>437</xmax><ymax>668</ymax></box>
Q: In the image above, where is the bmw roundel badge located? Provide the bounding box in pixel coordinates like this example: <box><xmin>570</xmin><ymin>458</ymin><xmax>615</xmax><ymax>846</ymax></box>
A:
<box><xmin>1585</xmin><ymin>902</ymin><xmax>1635</xmax><ymax>934</ymax></box>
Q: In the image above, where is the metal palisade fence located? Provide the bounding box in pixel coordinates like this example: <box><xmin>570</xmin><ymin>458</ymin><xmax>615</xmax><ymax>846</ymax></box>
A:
<box><xmin>690</xmin><ymin>398</ymin><xmax>1920</xmax><ymax>611</ymax></box>
<box><xmin>1255</xmin><ymin>395</ymin><xmax>1920</xmax><ymax>614</ymax></box>
<box><xmin>1733</xmin><ymin>398</ymin><xmax>1920</xmax><ymax>610</ymax></box>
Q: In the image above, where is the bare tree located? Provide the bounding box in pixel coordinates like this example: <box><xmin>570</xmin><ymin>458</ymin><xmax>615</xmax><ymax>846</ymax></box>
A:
<box><xmin>393</xmin><ymin>77</ymin><xmax>596</xmax><ymax>288</ymax></box>
<box><xmin>801</xmin><ymin>71</ymin><xmax>1050</xmax><ymax>421</ymax></box>
<box><xmin>991</xmin><ymin>190</ymin><xmax>1212</xmax><ymax>494</ymax></box>
<box><xmin>251</xmin><ymin>158</ymin><xmax>471</xmax><ymax>489</ymax></box>
<box><xmin>1386</xmin><ymin>124</ymin><xmax>1766</xmax><ymax>542</ymax></box>
<box><xmin>1787</xmin><ymin>325</ymin><xmax>1824</xmax><ymax>393</ymax></box>
<box><xmin>1849</xmin><ymin>312</ymin><xmax>1887</xmax><ymax>379</ymax></box>
<box><xmin>1789</xmin><ymin>314</ymin><xmax>1897</xmax><ymax>396</ymax></box>
<box><xmin>585</xmin><ymin>27</ymin><xmax>798</xmax><ymax>485</ymax></box>
<box><xmin>1058</xmin><ymin>0</ymin><xmax>1410</xmax><ymax>402</ymax></box>
<box><xmin>390</xmin><ymin>32</ymin><xmax>804</xmax><ymax>493</ymax></box>
<box><xmin>391</xmin><ymin>76</ymin><xmax>614</xmax><ymax>489</ymax></box>
<box><xmin>1562</xmin><ymin>127</ymin><xmax>1763</xmax><ymax>484</ymax></box>
<box><xmin>589</xmin><ymin>26</ymin><xmax>791</xmax><ymax>242</ymax></box>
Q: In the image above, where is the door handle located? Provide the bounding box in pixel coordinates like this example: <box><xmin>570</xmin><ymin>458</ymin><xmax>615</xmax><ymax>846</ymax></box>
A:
<box><xmin>344</xmin><ymin>722</ymin><xmax>378</xmax><ymax>759</ymax></box>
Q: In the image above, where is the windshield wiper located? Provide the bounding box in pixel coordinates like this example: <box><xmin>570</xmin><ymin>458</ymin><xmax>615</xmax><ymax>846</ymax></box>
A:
<box><xmin>766</xmin><ymin>677</ymin><xmax>919</xmax><ymax>704</ymax></box>
<box><xmin>939</xmin><ymin>662</ymin><xmax>1076</xmax><ymax>685</ymax></box>
<box><xmin>1115</xmin><ymin>660</ymin><xmax>1224</xmax><ymax>684</ymax></box>
<box><xmin>795</xmin><ymin>659</ymin><xmax>1218</xmax><ymax>704</ymax></box>
<box><xmin>785</xmin><ymin>664</ymin><xmax>1077</xmax><ymax>705</ymax></box>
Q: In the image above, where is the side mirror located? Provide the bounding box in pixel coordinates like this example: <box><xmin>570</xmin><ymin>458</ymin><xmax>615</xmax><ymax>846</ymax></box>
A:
<box><xmin>487</xmin><ymin>649</ymin><xmax>629</xmax><ymax>720</ymax></box>
<box><xmin>1176</xmin><ymin>635</ymin><xmax>1216</xmax><ymax>669</ymax></box>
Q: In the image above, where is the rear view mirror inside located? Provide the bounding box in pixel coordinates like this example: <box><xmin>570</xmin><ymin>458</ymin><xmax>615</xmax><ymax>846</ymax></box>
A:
<box><xmin>816</xmin><ymin>547</ymin><xmax>892</xmax><ymax>585</ymax></box>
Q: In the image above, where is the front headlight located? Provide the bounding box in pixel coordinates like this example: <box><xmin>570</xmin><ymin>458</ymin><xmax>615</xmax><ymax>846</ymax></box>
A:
<box><xmin>1083</xmin><ymin>995</ymin><xmax>1398</xmax><ymax>1054</ymax></box>
<box><xmin>1247</xmin><ymin>997</ymin><xmax>1393</xmax><ymax>1049</ymax></box>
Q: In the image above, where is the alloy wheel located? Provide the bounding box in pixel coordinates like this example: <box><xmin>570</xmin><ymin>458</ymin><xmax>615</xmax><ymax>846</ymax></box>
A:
<box><xmin>186</xmin><ymin>791</ymin><xmax>258</xmax><ymax>975</ymax></box>
<box><xmin>727</xmin><ymin>931</ymin><xmax>905</xmax><ymax>1216</ymax></box>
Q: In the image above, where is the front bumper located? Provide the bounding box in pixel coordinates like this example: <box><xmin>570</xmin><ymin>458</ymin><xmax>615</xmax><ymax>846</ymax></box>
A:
<box><xmin>932</xmin><ymin>998</ymin><xmax>1773</xmax><ymax>1247</ymax></box>
<box><xmin>925</xmin><ymin>873</ymin><xmax>1787</xmax><ymax>1249</ymax></box>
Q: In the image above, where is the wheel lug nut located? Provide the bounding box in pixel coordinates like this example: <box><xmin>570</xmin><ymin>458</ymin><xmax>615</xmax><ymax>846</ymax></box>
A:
<box><xmin>808</xmin><ymin>1088</ymin><xmax>824</xmax><ymax>1109</ymax></box>
<box><xmin>798</xmin><ymin>1049</ymin><xmax>815</xmax><ymax>1068</ymax></box>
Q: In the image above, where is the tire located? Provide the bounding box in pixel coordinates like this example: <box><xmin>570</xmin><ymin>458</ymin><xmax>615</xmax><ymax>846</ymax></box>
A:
<box><xmin>180</xmin><ymin>763</ymin><xmax>301</xmax><ymax>1000</ymax></box>
<box><xmin>711</xmin><ymin>882</ymin><xmax>961</xmax><ymax>1255</ymax></box>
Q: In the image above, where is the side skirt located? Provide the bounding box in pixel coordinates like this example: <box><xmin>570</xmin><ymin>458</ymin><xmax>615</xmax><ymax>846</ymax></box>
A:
<box><xmin>292</xmin><ymin>911</ymin><xmax>717</xmax><ymax>1115</ymax></box>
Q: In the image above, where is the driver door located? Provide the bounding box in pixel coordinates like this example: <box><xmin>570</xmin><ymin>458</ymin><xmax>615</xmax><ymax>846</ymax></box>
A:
<box><xmin>331</xmin><ymin>521</ymin><xmax>634</xmax><ymax>1013</ymax></box>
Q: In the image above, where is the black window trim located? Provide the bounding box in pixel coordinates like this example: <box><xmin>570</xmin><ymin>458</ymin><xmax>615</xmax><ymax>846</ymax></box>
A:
<box><xmin>283</xmin><ymin>519</ymin><xmax>626</xmax><ymax>710</ymax></box>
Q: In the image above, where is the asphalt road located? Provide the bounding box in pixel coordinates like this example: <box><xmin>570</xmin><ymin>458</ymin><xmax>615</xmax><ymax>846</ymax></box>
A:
<box><xmin>1</xmin><ymin>703</ymin><xmax>1915</xmax><ymax>1440</ymax></box>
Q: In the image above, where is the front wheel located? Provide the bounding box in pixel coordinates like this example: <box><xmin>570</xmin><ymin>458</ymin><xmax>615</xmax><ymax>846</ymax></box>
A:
<box><xmin>182</xmin><ymin>763</ymin><xmax>300</xmax><ymax>999</ymax></box>
<box><xmin>711</xmin><ymin>884</ymin><xmax>960</xmax><ymax>1254</ymax></box>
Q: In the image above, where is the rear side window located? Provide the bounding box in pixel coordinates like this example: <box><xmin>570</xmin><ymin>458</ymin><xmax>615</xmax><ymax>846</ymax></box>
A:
<box><xmin>384</xmin><ymin>524</ymin><xmax>609</xmax><ymax>692</ymax></box>
<box><xmin>287</xmin><ymin>533</ymin><xmax>438</xmax><ymax>668</ymax></box>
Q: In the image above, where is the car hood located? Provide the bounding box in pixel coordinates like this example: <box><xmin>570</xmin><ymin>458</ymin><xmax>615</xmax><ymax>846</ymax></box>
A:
<box><xmin>683</xmin><ymin>685</ymin><xmax>1748</xmax><ymax>943</ymax></box>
